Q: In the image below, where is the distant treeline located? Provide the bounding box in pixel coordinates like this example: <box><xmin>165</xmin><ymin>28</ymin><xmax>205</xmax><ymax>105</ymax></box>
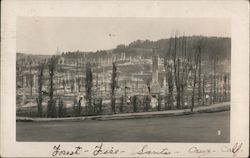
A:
<box><xmin>62</xmin><ymin>36</ymin><xmax>231</xmax><ymax>61</ymax></box>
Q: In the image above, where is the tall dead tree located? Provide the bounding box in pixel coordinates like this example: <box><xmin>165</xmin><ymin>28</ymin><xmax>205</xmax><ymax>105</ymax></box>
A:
<box><xmin>36</xmin><ymin>63</ymin><xmax>44</xmax><ymax>117</ymax></box>
<box><xmin>172</xmin><ymin>34</ymin><xmax>182</xmax><ymax>109</ymax></box>
<box><xmin>216</xmin><ymin>74</ymin><xmax>219</xmax><ymax>102</ymax></box>
<box><xmin>223</xmin><ymin>74</ymin><xmax>227</xmax><ymax>101</ymax></box>
<box><xmin>171</xmin><ymin>33</ymin><xmax>192</xmax><ymax>109</ymax></box>
<box><xmin>197</xmin><ymin>43</ymin><xmax>202</xmax><ymax>105</ymax></box>
<box><xmin>191</xmin><ymin>45</ymin><xmax>201</xmax><ymax>112</ymax></box>
<box><xmin>167</xmin><ymin>65</ymin><xmax>174</xmax><ymax>109</ymax></box>
<box><xmin>210</xmin><ymin>76</ymin><xmax>213</xmax><ymax>104</ymax></box>
<box><xmin>227</xmin><ymin>73</ymin><xmax>230</xmax><ymax>101</ymax></box>
<box><xmin>213</xmin><ymin>55</ymin><xmax>218</xmax><ymax>103</ymax></box>
<box><xmin>85</xmin><ymin>62</ymin><xmax>93</xmax><ymax>114</ymax></box>
<box><xmin>28</xmin><ymin>57</ymin><xmax>33</xmax><ymax>96</ymax></box>
<box><xmin>179</xmin><ymin>35</ymin><xmax>192</xmax><ymax>108</ymax></box>
<box><xmin>219</xmin><ymin>75</ymin><xmax>223</xmax><ymax>102</ymax></box>
<box><xmin>164</xmin><ymin>36</ymin><xmax>174</xmax><ymax>109</ymax></box>
<box><xmin>47</xmin><ymin>57</ymin><xmax>57</xmax><ymax>118</ymax></box>
<box><xmin>111</xmin><ymin>63</ymin><xmax>117</xmax><ymax>113</ymax></box>
<box><xmin>202</xmin><ymin>74</ymin><xmax>206</xmax><ymax>105</ymax></box>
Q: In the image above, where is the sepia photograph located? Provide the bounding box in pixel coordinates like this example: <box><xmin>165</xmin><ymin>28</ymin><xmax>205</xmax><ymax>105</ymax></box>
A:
<box><xmin>1</xmin><ymin>1</ymin><xmax>249</xmax><ymax>157</ymax></box>
<box><xmin>16</xmin><ymin>17</ymin><xmax>231</xmax><ymax>142</ymax></box>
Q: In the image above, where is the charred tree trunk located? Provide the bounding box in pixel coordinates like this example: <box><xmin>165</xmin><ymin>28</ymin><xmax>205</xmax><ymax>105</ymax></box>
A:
<box><xmin>227</xmin><ymin>73</ymin><xmax>230</xmax><ymax>101</ymax></box>
<box><xmin>176</xmin><ymin>59</ymin><xmax>181</xmax><ymax>109</ymax></box>
<box><xmin>29</xmin><ymin>62</ymin><xmax>33</xmax><ymax>96</ymax></box>
<box><xmin>210</xmin><ymin>76</ymin><xmax>213</xmax><ymax>105</ymax></box>
<box><xmin>37</xmin><ymin>63</ymin><xmax>44</xmax><ymax>117</ymax></box>
<box><xmin>197</xmin><ymin>48</ymin><xmax>202</xmax><ymax>105</ymax></box>
<box><xmin>223</xmin><ymin>75</ymin><xmax>227</xmax><ymax>101</ymax></box>
<box><xmin>191</xmin><ymin>68</ymin><xmax>197</xmax><ymax>112</ymax></box>
<box><xmin>213</xmin><ymin>57</ymin><xmax>217</xmax><ymax>103</ymax></box>
<box><xmin>202</xmin><ymin>75</ymin><xmax>206</xmax><ymax>105</ymax></box>
<box><xmin>191</xmin><ymin>47</ymin><xmax>200</xmax><ymax>112</ymax></box>
<box><xmin>167</xmin><ymin>66</ymin><xmax>174</xmax><ymax>109</ymax></box>
<box><xmin>111</xmin><ymin>63</ymin><xmax>117</xmax><ymax>113</ymax></box>
<box><xmin>47</xmin><ymin>57</ymin><xmax>57</xmax><ymax>118</ymax></box>
<box><xmin>85</xmin><ymin>62</ymin><xmax>93</xmax><ymax>114</ymax></box>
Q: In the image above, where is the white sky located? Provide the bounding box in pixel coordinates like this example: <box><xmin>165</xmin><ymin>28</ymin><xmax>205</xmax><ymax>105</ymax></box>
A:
<box><xmin>17</xmin><ymin>17</ymin><xmax>230</xmax><ymax>55</ymax></box>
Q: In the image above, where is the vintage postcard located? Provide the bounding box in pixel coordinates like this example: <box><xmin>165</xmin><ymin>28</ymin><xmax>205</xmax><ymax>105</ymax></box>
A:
<box><xmin>1</xmin><ymin>0</ymin><xmax>249</xmax><ymax>157</ymax></box>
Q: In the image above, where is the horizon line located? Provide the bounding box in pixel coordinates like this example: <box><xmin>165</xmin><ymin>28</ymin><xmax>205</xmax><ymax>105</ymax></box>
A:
<box><xmin>17</xmin><ymin>35</ymin><xmax>231</xmax><ymax>55</ymax></box>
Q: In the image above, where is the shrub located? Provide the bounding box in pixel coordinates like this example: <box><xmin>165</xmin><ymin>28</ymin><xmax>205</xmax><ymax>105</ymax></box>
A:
<box><xmin>47</xmin><ymin>99</ymin><xmax>57</xmax><ymax>118</ymax></box>
<box><xmin>144</xmin><ymin>95</ymin><xmax>150</xmax><ymax>112</ymax></box>
<box><xmin>58</xmin><ymin>99</ymin><xmax>66</xmax><ymax>117</ymax></box>
<box><xmin>132</xmin><ymin>96</ymin><xmax>138</xmax><ymax>112</ymax></box>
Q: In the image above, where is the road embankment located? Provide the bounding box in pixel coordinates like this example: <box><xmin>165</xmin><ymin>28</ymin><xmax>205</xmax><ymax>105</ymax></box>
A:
<box><xmin>16</xmin><ymin>102</ymin><xmax>230</xmax><ymax>122</ymax></box>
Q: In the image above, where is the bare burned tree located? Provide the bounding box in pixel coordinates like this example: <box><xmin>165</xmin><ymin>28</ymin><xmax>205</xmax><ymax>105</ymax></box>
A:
<box><xmin>85</xmin><ymin>62</ymin><xmax>93</xmax><ymax>114</ymax></box>
<box><xmin>169</xmin><ymin>33</ymin><xmax>192</xmax><ymax>109</ymax></box>
<box><xmin>36</xmin><ymin>62</ymin><xmax>44</xmax><ymax>117</ymax></box>
<box><xmin>28</xmin><ymin>57</ymin><xmax>33</xmax><ymax>96</ymax></box>
<box><xmin>227</xmin><ymin>73</ymin><xmax>230</xmax><ymax>100</ymax></box>
<box><xmin>197</xmin><ymin>42</ymin><xmax>202</xmax><ymax>105</ymax></box>
<box><xmin>202</xmin><ymin>74</ymin><xmax>206</xmax><ymax>105</ymax></box>
<box><xmin>111</xmin><ymin>63</ymin><xmax>117</xmax><ymax>113</ymax></box>
<box><xmin>219</xmin><ymin>75</ymin><xmax>223</xmax><ymax>102</ymax></box>
<box><xmin>47</xmin><ymin>56</ymin><xmax>58</xmax><ymax>118</ymax></box>
<box><xmin>179</xmin><ymin>35</ymin><xmax>192</xmax><ymax>108</ymax></box>
<box><xmin>164</xmin><ymin>36</ymin><xmax>174</xmax><ymax>109</ymax></box>
<box><xmin>167</xmin><ymin>65</ymin><xmax>174</xmax><ymax>109</ymax></box>
<box><xmin>210</xmin><ymin>75</ymin><xmax>213</xmax><ymax>104</ymax></box>
<box><xmin>216</xmin><ymin>74</ymin><xmax>219</xmax><ymax>102</ymax></box>
<box><xmin>223</xmin><ymin>74</ymin><xmax>227</xmax><ymax>101</ymax></box>
<box><xmin>213</xmin><ymin>55</ymin><xmax>218</xmax><ymax>103</ymax></box>
<box><xmin>172</xmin><ymin>34</ymin><xmax>182</xmax><ymax>109</ymax></box>
<box><xmin>191</xmin><ymin>44</ymin><xmax>201</xmax><ymax>112</ymax></box>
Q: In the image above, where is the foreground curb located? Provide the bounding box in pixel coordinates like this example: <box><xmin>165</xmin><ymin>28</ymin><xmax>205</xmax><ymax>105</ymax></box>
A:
<box><xmin>16</xmin><ymin>102</ymin><xmax>230</xmax><ymax>122</ymax></box>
